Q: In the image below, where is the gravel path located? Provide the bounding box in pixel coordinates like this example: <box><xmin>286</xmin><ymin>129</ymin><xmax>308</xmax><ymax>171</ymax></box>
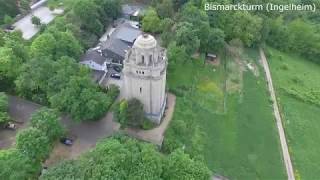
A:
<box><xmin>260</xmin><ymin>48</ymin><xmax>295</xmax><ymax>180</ymax></box>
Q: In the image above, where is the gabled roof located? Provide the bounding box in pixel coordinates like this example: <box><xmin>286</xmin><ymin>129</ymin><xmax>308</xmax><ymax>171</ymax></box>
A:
<box><xmin>116</xmin><ymin>26</ymin><xmax>141</xmax><ymax>43</ymax></box>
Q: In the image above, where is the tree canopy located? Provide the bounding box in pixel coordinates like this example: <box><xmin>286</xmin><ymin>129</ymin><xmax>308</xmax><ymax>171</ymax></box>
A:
<box><xmin>40</xmin><ymin>136</ymin><xmax>211</xmax><ymax>179</ymax></box>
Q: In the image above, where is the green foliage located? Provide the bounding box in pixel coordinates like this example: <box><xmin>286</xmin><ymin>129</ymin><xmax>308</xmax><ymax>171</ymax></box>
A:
<box><xmin>40</xmin><ymin>136</ymin><xmax>211</xmax><ymax>179</ymax></box>
<box><xmin>205</xmin><ymin>28</ymin><xmax>225</xmax><ymax>53</ymax></box>
<box><xmin>167</xmin><ymin>42</ymin><xmax>187</xmax><ymax>66</ymax></box>
<box><xmin>267</xmin><ymin>47</ymin><xmax>320</xmax><ymax>179</ymax></box>
<box><xmin>0</xmin><ymin>92</ymin><xmax>9</xmax><ymax>125</ymax></box>
<box><xmin>163</xmin><ymin>149</ymin><xmax>211</xmax><ymax>180</ymax></box>
<box><xmin>73</xmin><ymin>0</ymin><xmax>103</xmax><ymax>35</ymax></box>
<box><xmin>0</xmin><ymin>92</ymin><xmax>8</xmax><ymax>112</ymax></box>
<box><xmin>16</xmin><ymin>127</ymin><xmax>51</xmax><ymax>161</ymax></box>
<box><xmin>16</xmin><ymin>55</ymin><xmax>117</xmax><ymax>121</ymax></box>
<box><xmin>156</xmin><ymin>0</ymin><xmax>174</xmax><ymax>18</ymax></box>
<box><xmin>176</xmin><ymin>22</ymin><xmax>200</xmax><ymax>55</ymax></box>
<box><xmin>0</xmin><ymin>149</ymin><xmax>41</xmax><ymax>180</ymax></box>
<box><xmin>30</xmin><ymin>33</ymin><xmax>56</xmax><ymax>59</ymax></box>
<box><xmin>3</xmin><ymin>15</ymin><xmax>13</xmax><ymax>25</ymax></box>
<box><xmin>30</xmin><ymin>31</ymin><xmax>83</xmax><ymax>60</ymax></box>
<box><xmin>142</xmin><ymin>119</ymin><xmax>156</xmax><ymax>130</ymax></box>
<box><xmin>142</xmin><ymin>8</ymin><xmax>162</xmax><ymax>33</ymax></box>
<box><xmin>0</xmin><ymin>0</ymin><xmax>19</xmax><ymax>25</ymax></box>
<box><xmin>31</xmin><ymin>16</ymin><xmax>41</xmax><ymax>26</ymax></box>
<box><xmin>30</xmin><ymin>108</ymin><xmax>64</xmax><ymax>142</ymax></box>
<box><xmin>115</xmin><ymin>98</ymin><xmax>146</xmax><ymax>128</ymax></box>
<box><xmin>267</xmin><ymin>17</ymin><xmax>320</xmax><ymax>64</ymax></box>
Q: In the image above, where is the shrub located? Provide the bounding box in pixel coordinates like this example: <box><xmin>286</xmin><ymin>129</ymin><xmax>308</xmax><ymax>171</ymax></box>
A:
<box><xmin>31</xmin><ymin>16</ymin><xmax>41</xmax><ymax>26</ymax></box>
<box><xmin>142</xmin><ymin>118</ymin><xmax>156</xmax><ymax>130</ymax></box>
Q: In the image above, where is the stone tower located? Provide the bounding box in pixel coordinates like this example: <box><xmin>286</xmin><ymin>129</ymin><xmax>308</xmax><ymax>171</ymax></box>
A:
<box><xmin>123</xmin><ymin>34</ymin><xmax>167</xmax><ymax>124</ymax></box>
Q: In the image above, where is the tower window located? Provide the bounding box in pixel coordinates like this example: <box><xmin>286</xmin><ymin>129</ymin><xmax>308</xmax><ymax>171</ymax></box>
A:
<box><xmin>149</xmin><ymin>55</ymin><xmax>152</xmax><ymax>64</ymax></box>
<box><xmin>142</xmin><ymin>55</ymin><xmax>145</xmax><ymax>64</ymax></box>
<box><xmin>140</xmin><ymin>87</ymin><xmax>142</xmax><ymax>93</ymax></box>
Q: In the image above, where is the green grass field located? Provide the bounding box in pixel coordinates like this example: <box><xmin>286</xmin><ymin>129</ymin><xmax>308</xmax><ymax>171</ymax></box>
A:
<box><xmin>164</xmin><ymin>49</ymin><xmax>286</xmax><ymax>179</ymax></box>
<box><xmin>267</xmin><ymin>47</ymin><xmax>320</xmax><ymax>179</ymax></box>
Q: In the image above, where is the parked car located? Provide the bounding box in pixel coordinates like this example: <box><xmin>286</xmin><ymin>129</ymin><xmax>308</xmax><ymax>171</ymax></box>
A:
<box><xmin>5</xmin><ymin>122</ymin><xmax>16</xmax><ymax>130</ymax></box>
<box><xmin>110</xmin><ymin>73</ymin><xmax>121</xmax><ymax>79</ymax></box>
<box><xmin>113</xmin><ymin>66</ymin><xmax>122</xmax><ymax>73</ymax></box>
<box><xmin>60</xmin><ymin>137</ymin><xmax>73</xmax><ymax>146</ymax></box>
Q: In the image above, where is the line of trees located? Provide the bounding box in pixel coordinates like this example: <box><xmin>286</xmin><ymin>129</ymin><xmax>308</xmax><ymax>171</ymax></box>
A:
<box><xmin>1</xmin><ymin>0</ymin><xmax>122</xmax><ymax>121</ymax></box>
<box><xmin>40</xmin><ymin>136</ymin><xmax>211</xmax><ymax>180</ymax></box>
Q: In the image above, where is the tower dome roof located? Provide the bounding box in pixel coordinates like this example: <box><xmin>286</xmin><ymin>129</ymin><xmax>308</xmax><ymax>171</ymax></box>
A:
<box><xmin>133</xmin><ymin>34</ymin><xmax>156</xmax><ymax>49</ymax></box>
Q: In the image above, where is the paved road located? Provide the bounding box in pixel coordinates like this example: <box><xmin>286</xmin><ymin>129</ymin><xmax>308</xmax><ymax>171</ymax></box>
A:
<box><xmin>1</xmin><ymin>96</ymin><xmax>119</xmax><ymax>152</ymax></box>
<box><xmin>0</xmin><ymin>96</ymin><xmax>42</xmax><ymax>149</ymax></box>
<box><xmin>260</xmin><ymin>48</ymin><xmax>295</xmax><ymax>180</ymax></box>
<box><xmin>13</xmin><ymin>7</ymin><xmax>63</xmax><ymax>40</ymax></box>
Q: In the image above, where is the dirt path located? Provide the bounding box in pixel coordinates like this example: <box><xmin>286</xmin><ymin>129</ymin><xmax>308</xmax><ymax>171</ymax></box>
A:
<box><xmin>260</xmin><ymin>48</ymin><xmax>295</xmax><ymax>180</ymax></box>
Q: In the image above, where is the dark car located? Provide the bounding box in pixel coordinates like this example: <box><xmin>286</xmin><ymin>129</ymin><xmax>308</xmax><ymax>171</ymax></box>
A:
<box><xmin>60</xmin><ymin>137</ymin><xmax>73</xmax><ymax>146</ymax></box>
<box><xmin>110</xmin><ymin>73</ymin><xmax>121</xmax><ymax>79</ymax></box>
<box><xmin>113</xmin><ymin>66</ymin><xmax>122</xmax><ymax>73</ymax></box>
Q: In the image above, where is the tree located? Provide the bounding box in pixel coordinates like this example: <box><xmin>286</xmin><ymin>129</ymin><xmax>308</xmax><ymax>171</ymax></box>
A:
<box><xmin>0</xmin><ymin>149</ymin><xmax>41</xmax><ymax>180</ymax></box>
<box><xmin>20</xmin><ymin>0</ymin><xmax>31</xmax><ymax>14</ymax></box>
<box><xmin>163</xmin><ymin>149</ymin><xmax>211</xmax><ymax>179</ymax></box>
<box><xmin>73</xmin><ymin>0</ymin><xmax>103</xmax><ymax>35</ymax></box>
<box><xmin>126</xmin><ymin>99</ymin><xmax>145</xmax><ymax>127</ymax></box>
<box><xmin>3</xmin><ymin>15</ymin><xmax>13</xmax><ymax>25</ymax></box>
<box><xmin>52</xmin><ymin>31</ymin><xmax>83</xmax><ymax>60</ymax></box>
<box><xmin>40</xmin><ymin>136</ymin><xmax>211</xmax><ymax>179</ymax></box>
<box><xmin>205</xmin><ymin>28</ymin><xmax>225</xmax><ymax>53</ymax></box>
<box><xmin>167</xmin><ymin>42</ymin><xmax>188</xmax><ymax>66</ymax></box>
<box><xmin>0</xmin><ymin>0</ymin><xmax>19</xmax><ymax>25</ymax></box>
<box><xmin>15</xmin><ymin>57</ymin><xmax>55</xmax><ymax>104</ymax></box>
<box><xmin>156</xmin><ymin>0</ymin><xmax>174</xmax><ymax>18</ymax></box>
<box><xmin>16</xmin><ymin>127</ymin><xmax>50</xmax><ymax>161</ymax></box>
<box><xmin>175</xmin><ymin>22</ymin><xmax>200</xmax><ymax>55</ymax></box>
<box><xmin>31</xmin><ymin>16</ymin><xmax>41</xmax><ymax>26</ymax></box>
<box><xmin>0</xmin><ymin>92</ymin><xmax>10</xmax><ymax>125</ymax></box>
<box><xmin>49</xmin><ymin>75</ymin><xmax>112</xmax><ymax>121</ymax></box>
<box><xmin>0</xmin><ymin>92</ymin><xmax>8</xmax><ymax>112</ymax></box>
<box><xmin>224</xmin><ymin>11</ymin><xmax>263</xmax><ymax>46</ymax></box>
<box><xmin>30</xmin><ymin>108</ymin><xmax>64</xmax><ymax>142</ymax></box>
<box><xmin>0</xmin><ymin>47</ymin><xmax>22</xmax><ymax>81</ymax></box>
<box><xmin>142</xmin><ymin>8</ymin><xmax>161</xmax><ymax>33</ymax></box>
<box><xmin>30</xmin><ymin>33</ymin><xmax>56</xmax><ymax>59</ymax></box>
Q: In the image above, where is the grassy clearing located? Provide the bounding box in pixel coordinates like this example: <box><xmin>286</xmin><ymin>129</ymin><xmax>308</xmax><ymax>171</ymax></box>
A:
<box><xmin>164</xmin><ymin>49</ymin><xmax>286</xmax><ymax>179</ymax></box>
<box><xmin>267</xmin><ymin>47</ymin><xmax>320</xmax><ymax>179</ymax></box>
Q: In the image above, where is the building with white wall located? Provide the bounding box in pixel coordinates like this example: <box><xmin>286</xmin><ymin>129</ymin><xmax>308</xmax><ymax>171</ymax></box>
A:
<box><xmin>123</xmin><ymin>34</ymin><xmax>167</xmax><ymax>124</ymax></box>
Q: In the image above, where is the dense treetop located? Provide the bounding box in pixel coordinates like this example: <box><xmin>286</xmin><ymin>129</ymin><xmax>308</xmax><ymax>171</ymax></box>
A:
<box><xmin>40</xmin><ymin>136</ymin><xmax>211</xmax><ymax>180</ymax></box>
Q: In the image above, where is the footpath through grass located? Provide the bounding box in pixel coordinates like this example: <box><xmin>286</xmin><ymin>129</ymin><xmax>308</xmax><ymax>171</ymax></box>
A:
<box><xmin>164</xmin><ymin>49</ymin><xmax>286</xmax><ymax>179</ymax></box>
<box><xmin>267</xmin><ymin>47</ymin><xmax>320</xmax><ymax>179</ymax></box>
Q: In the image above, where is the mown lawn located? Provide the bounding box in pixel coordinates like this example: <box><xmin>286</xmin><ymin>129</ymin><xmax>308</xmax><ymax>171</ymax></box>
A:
<box><xmin>267</xmin><ymin>47</ymin><xmax>320</xmax><ymax>179</ymax></box>
<box><xmin>164</xmin><ymin>50</ymin><xmax>286</xmax><ymax>179</ymax></box>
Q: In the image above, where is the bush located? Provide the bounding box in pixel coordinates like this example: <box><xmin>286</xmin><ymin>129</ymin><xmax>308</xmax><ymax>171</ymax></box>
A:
<box><xmin>31</xmin><ymin>16</ymin><xmax>41</xmax><ymax>26</ymax></box>
<box><xmin>142</xmin><ymin>118</ymin><xmax>156</xmax><ymax>130</ymax></box>
<box><xmin>30</xmin><ymin>108</ymin><xmax>64</xmax><ymax>142</ymax></box>
<box><xmin>16</xmin><ymin>128</ymin><xmax>50</xmax><ymax>161</ymax></box>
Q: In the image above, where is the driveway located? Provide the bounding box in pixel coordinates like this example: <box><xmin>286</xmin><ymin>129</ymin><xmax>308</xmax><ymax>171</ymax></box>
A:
<box><xmin>13</xmin><ymin>7</ymin><xmax>63</xmax><ymax>40</ymax></box>
<box><xmin>0</xmin><ymin>96</ymin><xmax>41</xmax><ymax>149</ymax></box>
<box><xmin>1</xmin><ymin>96</ymin><xmax>120</xmax><ymax>156</ymax></box>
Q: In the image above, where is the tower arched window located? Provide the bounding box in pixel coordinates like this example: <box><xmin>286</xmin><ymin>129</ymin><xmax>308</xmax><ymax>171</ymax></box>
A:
<box><xmin>149</xmin><ymin>55</ymin><xmax>152</xmax><ymax>65</ymax></box>
<box><xmin>140</xmin><ymin>87</ymin><xmax>142</xmax><ymax>93</ymax></box>
<box><xmin>141</xmin><ymin>55</ymin><xmax>145</xmax><ymax>64</ymax></box>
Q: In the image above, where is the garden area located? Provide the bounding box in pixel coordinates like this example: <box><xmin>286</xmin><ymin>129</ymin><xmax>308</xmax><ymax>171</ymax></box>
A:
<box><xmin>267</xmin><ymin>47</ymin><xmax>320</xmax><ymax>179</ymax></box>
<box><xmin>164</xmin><ymin>48</ymin><xmax>286</xmax><ymax>179</ymax></box>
